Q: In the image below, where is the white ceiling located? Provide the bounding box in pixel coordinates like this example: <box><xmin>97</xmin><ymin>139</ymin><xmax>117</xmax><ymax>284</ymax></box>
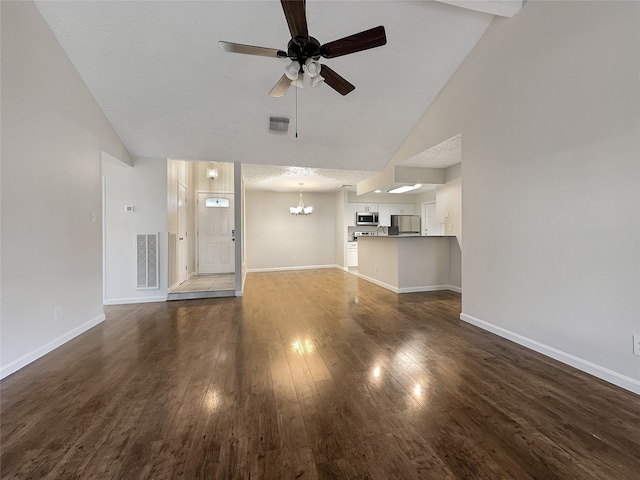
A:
<box><xmin>35</xmin><ymin>1</ymin><xmax>494</xmax><ymax>191</ymax></box>
<box><xmin>241</xmin><ymin>163</ymin><xmax>374</xmax><ymax>191</ymax></box>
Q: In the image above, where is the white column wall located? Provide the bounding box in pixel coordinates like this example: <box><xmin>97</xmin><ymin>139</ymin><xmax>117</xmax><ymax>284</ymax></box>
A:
<box><xmin>102</xmin><ymin>157</ymin><xmax>168</xmax><ymax>304</ymax></box>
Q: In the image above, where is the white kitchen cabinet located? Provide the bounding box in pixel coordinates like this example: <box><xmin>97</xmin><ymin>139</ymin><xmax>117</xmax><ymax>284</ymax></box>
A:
<box><xmin>346</xmin><ymin>203</ymin><xmax>357</xmax><ymax>227</ymax></box>
<box><xmin>390</xmin><ymin>203</ymin><xmax>415</xmax><ymax>215</ymax></box>
<box><xmin>347</xmin><ymin>242</ymin><xmax>358</xmax><ymax>267</ymax></box>
<box><xmin>378</xmin><ymin>203</ymin><xmax>391</xmax><ymax>227</ymax></box>
<box><xmin>356</xmin><ymin>203</ymin><xmax>378</xmax><ymax>213</ymax></box>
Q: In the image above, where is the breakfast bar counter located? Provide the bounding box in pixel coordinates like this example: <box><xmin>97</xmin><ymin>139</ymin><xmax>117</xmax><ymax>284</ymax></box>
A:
<box><xmin>357</xmin><ymin>235</ymin><xmax>461</xmax><ymax>293</ymax></box>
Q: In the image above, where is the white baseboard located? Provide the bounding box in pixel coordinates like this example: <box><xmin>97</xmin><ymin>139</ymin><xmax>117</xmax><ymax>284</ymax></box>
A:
<box><xmin>357</xmin><ymin>274</ymin><xmax>400</xmax><ymax>293</ymax></box>
<box><xmin>0</xmin><ymin>313</ymin><xmax>105</xmax><ymax>380</ymax></box>
<box><xmin>399</xmin><ymin>284</ymin><xmax>462</xmax><ymax>294</ymax></box>
<box><xmin>460</xmin><ymin>313</ymin><xmax>640</xmax><ymax>395</ymax></box>
<box><xmin>103</xmin><ymin>295</ymin><xmax>167</xmax><ymax>305</ymax></box>
<box><xmin>188</xmin><ymin>272</ymin><xmax>197</xmax><ymax>280</ymax></box>
<box><xmin>246</xmin><ymin>264</ymin><xmax>339</xmax><ymax>273</ymax></box>
<box><xmin>357</xmin><ymin>274</ymin><xmax>461</xmax><ymax>295</ymax></box>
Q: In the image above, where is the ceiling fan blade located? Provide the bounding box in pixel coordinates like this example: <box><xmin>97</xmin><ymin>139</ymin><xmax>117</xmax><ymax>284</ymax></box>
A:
<box><xmin>269</xmin><ymin>74</ymin><xmax>293</xmax><ymax>97</ymax></box>
<box><xmin>219</xmin><ymin>41</ymin><xmax>287</xmax><ymax>58</ymax></box>
<box><xmin>280</xmin><ymin>0</ymin><xmax>309</xmax><ymax>44</ymax></box>
<box><xmin>319</xmin><ymin>65</ymin><xmax>355</xmax><ymax>96</ymax></box>
<box><xmin>320</xmin><ymin>26</ymin><xmax>387</xmax><ymax>59</ymax></box>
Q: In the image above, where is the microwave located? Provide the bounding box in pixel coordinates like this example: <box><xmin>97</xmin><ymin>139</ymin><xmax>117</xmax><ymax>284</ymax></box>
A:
<box><xmin>356</xmin><ymin>212</ymin><xmax>379</xmax><ymax>226</ymax></box>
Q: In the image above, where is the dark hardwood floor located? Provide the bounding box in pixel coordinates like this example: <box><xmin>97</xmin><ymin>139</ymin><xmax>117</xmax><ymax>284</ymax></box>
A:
<box><xmin>2</xmin><ymin>269</ymin><xmax>639</xmax><ymax>479</ymax></box>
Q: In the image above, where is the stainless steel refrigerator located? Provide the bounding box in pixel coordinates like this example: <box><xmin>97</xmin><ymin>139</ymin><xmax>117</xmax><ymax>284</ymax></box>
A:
<box><xmin>389</xmin><ymin>215</ymin><xmax>421</xmax><ymax>236</ymax></box>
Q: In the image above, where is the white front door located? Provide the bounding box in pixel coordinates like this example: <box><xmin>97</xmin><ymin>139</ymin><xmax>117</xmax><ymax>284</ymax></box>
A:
<box><xmin>178</xmin><ymin>183</ymin><xmax>188</xmax><ymax>284</ymax></box>
<box><xmin>197</xmin><ymin>192</ymin><xmax>235</xmax><ymax>274</ymax></box>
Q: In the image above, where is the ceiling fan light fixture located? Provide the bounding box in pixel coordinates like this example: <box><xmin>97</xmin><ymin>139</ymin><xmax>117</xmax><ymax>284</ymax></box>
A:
<box><xmin>284</xmin><ymin>61</ymin><xmax>301</xmax><ymax>80</ymax></box>
<box><xmin>291</xmin><ymin>77</ymin><xmax>304</xmax><ymax>88</ymax></box>
<box><xmin>311</xmin><ymin>75</ymin><xmax>324</xmax><ymax>88</ymax></box>
<box><xmin>303</xmin><ymin>58</ymin><xmax>321</xmax><ymax>78</ymax></box>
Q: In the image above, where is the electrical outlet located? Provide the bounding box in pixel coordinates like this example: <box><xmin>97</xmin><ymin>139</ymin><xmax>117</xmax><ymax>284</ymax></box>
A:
<box><xmin>633</xmin><ymin>335</ymin><xmax>640</xmax><ymax>356</ymax></box>
<box><xmin>375</xmin><ymin>265</ymin><xmax>379</xmax><ymax>272</ymax></box>
<box><xmin>54</xmin><ymin>306</ymin><xmax>62</xmax><ymax>322</ymax></box>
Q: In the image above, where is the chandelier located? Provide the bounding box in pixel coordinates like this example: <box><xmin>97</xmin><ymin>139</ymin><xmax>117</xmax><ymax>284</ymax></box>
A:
<box><xmin>206</xmin><ymin>162</ymin><xmax>218</xmax><ymax>179</ymax></box>
<box><xmin>290</xmin><ymin>183</ymin><xmax>313</xmax><ymax>215</ymax></box>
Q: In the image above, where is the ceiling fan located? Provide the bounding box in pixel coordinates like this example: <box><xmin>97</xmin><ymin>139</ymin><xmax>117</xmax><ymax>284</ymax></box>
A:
<box><xmin>219</xmin><ymin>0</ymin><xmax>387</xmax><ymax>97</ymax></box>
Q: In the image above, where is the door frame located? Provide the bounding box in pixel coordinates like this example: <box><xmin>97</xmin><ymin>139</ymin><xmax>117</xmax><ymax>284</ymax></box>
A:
<box><xmin>195</xmin><ymin>190</ymin><xmax>235</xmax><ymax>275</ymax></box>
<box><xmin>178</xmin><ymin>182</ymin><xmax>189</xmax><ymax>284</ymax></box>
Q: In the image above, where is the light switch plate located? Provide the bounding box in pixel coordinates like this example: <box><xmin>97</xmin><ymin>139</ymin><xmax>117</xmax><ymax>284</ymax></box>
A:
<box><xmin>633</xmin><ymin>335</ymin><xmax>640</xmax><ymax>356</ymax></box>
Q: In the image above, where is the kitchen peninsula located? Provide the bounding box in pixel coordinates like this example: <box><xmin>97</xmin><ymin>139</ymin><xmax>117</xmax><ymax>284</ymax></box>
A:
<box><xmin>357</xmin><ymin>235</ymin><xmax>461</xmax><ymax>294</ymax></box>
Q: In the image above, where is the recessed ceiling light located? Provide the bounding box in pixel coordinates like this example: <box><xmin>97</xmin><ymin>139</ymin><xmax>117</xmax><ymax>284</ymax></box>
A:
<box><xmin>374</xmin><ymin>189</ymin><xmax>381</xmax><ymax>193</ymax></box>
<box><xmin>388</xmin><ymin>184</ymin><xmax>422</xmax><ymax>194</ymax></box>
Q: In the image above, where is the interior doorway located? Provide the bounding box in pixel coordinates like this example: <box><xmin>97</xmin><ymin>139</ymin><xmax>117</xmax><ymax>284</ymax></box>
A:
<box><xmin>167</xmin><ymin>160</ymin><xmax>238</xmax><ymax>300</ymax></box>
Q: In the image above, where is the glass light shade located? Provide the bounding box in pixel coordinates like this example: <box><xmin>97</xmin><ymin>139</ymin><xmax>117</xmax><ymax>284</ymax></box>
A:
<box><xmin>311</xmin><ymin>75</ymin><xmax>324</xmax><ymax>88</ymax></box>
<box><xmin>206</xmin><ymin>167</ymin><xmax>218</xmax><ymax>179</ymax></box>
<box><xmin>303</xmin><ymin>206</ymin><xmax>313</xmax><ymax>214</ymax></box>
<box><xmin>304</xmin><ymin>59</ymin><xmax>321</xmax><ymax>78</ymax></box>
<box><xmin>284</xmin><ymin>61</ymin><xmax>300</xmax><ymax>80</ymax></box>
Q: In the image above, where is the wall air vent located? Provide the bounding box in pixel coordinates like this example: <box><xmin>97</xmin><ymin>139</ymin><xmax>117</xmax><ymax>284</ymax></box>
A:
<box><xmin>269</xmin><ymin>116</ymin><xmax>289</xmax><ymax>134</ymax></box>
<box><xmin>136</xmin><ymin>233</ymin><xmax>159</xmax><ymax>289</ymax></box>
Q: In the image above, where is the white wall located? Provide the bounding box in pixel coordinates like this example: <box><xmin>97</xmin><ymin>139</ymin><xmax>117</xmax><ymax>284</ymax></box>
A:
<box><xmin>449</xmin><ymin>237</ymin><xmax>462</xmax><ymax>289</ymax></box>
<box><xmin>436</xmin><ymin>173</ymin><xmax>462</xmax><ymax>240</ymax></box>
<box><xmin>335</xmin><ymin>189</ymin><xmax>348</xmax><ymax>269</ymax></box>
<box><xmin>245</xmin><ymin>191</ymin><xmax>337</xmax><ymax>270</ymax></box>
<box><xmin>386</xmin><ymin>1</ymin><xmax>640</xmax><ymax>391</ymax></box>
<box><xmin>167</xmin><ymin>159</ymin><xmax>179</xmax><ymax>287</ymax></box>
<box><xmin>413</xmin><ymin>189</ymin><xmax>437</xmax><ymax>208</ymax></box>
<box><xmin>103</xmin><ymin>157</ymin><xmax>168</xmax><ymax>304</ymax></box>
<box><xmin>1</xmin><ymin>1</ymin><xmax>131</xmax><ymax>377</ymax></box>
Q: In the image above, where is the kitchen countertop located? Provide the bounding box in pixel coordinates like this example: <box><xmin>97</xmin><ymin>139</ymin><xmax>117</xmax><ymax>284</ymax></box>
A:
<box><xmin>358</xmin><ymin>235</ymin><xmax>450</xmax><ymax>238</ymax></box>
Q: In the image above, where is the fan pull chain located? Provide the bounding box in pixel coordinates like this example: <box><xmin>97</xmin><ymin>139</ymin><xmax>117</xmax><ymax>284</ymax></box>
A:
<box><xmin>295</xmin><ymin>85</ymin><xmax>298</xmax><ymax>138</ymax></box>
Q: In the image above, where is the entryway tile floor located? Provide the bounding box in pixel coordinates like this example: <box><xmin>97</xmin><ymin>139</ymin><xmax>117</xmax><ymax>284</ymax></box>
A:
<box><xmin>169</xmin><ymin>273</ymin><xmax>235</xmax><ymax>293</ymax></box>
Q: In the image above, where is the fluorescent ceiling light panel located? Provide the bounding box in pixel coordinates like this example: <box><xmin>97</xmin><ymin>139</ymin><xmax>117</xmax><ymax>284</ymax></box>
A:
<box><xmin>388</xmin><ymin>184</ymin><xmax>422</xmax><ymax>194</ymax></box>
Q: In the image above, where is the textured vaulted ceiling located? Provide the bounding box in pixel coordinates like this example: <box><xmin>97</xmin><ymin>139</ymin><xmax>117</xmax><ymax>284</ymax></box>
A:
<box><xmin>35</xmin><ymin>1</ymin><xmax>494</xmax><ymax>189</ymax></box>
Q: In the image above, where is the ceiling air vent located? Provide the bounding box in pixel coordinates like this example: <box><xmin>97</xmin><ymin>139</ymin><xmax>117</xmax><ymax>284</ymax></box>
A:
<box><xmin>269</xmin><ymin>116</ymin><xmax>289</xmax><ymax>134</ymax></box>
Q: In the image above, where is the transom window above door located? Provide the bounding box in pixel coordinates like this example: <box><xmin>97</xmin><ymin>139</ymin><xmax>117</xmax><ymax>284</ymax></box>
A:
<box><xmin>205</xmin><ymin>197</ymin><xmax>230</xmax><ymax>208</ymax></box>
